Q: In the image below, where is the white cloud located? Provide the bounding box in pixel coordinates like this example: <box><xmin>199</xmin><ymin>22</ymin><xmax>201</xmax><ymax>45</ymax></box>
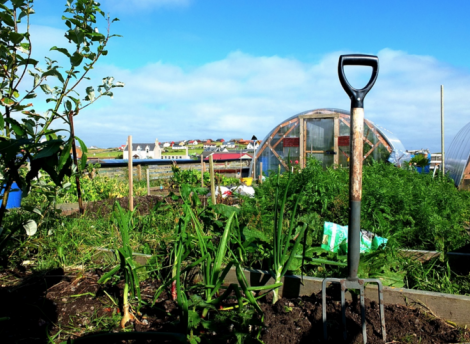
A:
<box><xmin>18</xmin><ymin>47</ymin><xmax>470</xmax><ymax>153</ymax></box>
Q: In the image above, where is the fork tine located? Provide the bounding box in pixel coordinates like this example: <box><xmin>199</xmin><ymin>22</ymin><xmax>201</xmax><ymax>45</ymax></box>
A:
<box><xmin>360</xmin><ymin>284</ymin><xmax>367</xmax><ymax>344</ymax></box>
<box><xmin>341</xmin><ymin>280</ymin><xmax>347</xmax><ymax>340</ymax></box>
<box><xmin>377</xmin><ymin>281</ymin><xmax>387</xmax><ymax>342</ymax></box>
<box><xmin>322</xmin><ymin>279</ymin><xmax>328</xmax><ymax>341</ymax></box>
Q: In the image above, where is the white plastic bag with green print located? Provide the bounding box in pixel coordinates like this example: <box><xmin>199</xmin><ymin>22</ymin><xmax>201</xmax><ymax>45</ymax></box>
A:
<box><xmin>321</xmin><ymin>222</ymin><xmax>348</xmax><ymax>253</ymax></box>
<box><xmin>321</xmin><ymin>222</ymin><xmax>388</xmax><ymax>254</ymax></box>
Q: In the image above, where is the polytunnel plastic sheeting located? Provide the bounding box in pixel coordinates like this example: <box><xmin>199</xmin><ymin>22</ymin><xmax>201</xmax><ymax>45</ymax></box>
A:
<box><xmin>374</xmin><ymin>125</ymin><xmax>411</xmax><ymax>166</ymax></box>
<box><xmin>445</xmin><ymin>122</ymin><xmax>470</xmax><ymax>187</ymax></box>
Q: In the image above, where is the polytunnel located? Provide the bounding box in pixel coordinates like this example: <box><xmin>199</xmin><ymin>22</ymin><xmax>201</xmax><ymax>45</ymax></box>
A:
<box><xmin>249</xmin><ymin>108</ymin><xmax>408</xmax><ymax>177</ymax></box>
<box><xmin>445</xmin><ymin>121</ymin><xmax>470</xmax><ymax>189</ymax></box>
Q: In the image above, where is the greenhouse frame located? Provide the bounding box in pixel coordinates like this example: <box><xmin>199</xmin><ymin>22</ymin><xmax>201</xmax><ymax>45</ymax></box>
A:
<box><xmin>250</xmin><ymin>108</ymin><xmax>408</xmax><ymax>177</ymax></box>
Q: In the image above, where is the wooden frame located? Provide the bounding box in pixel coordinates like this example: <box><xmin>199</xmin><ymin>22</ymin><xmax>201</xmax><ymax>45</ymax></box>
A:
<box><xmin>255</xmin><ymin>110</ymin><xmax>396</xmax><ymax>172</ymax></box>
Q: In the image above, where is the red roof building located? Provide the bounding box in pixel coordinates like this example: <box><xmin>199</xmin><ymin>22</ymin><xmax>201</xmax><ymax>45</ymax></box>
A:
<box><xmin>204</xmin><ymin>152</ymin><xmax>252</xmax><ymax>161</ymax></box>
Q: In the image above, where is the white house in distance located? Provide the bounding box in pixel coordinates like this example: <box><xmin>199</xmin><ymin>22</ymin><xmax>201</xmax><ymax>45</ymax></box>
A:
<box><xmin>123</xmin><ymin>138</ymin><xmax>190</xmax><ymax>160</ymax></box>
<box><xmin>123</xmin><ymin>139</ymin><xmax>162</xmax><ymax>159</ymax></box>
<box><xmin>246</xmin><ymin>141</ymin><xmax>260</xmax><ymax>150</ymax></box>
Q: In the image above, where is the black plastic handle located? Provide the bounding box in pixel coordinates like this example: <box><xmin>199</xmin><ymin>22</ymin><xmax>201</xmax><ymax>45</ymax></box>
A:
<box><xmin>338</xmin><ymin>54</ymin><xmax>379</xmax><ymax>108</ymax></box>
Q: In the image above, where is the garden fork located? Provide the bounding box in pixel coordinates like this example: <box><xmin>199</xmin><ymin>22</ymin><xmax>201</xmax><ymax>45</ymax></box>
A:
<box><xmin>322</xmin><ymin>55</ymin><xmax>386</xmax><ymax>344</ymax></box>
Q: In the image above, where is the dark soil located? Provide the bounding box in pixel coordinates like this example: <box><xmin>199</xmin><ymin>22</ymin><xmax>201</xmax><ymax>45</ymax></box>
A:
<box><xmin>1</xmin><ymin>268</ymin><xmax>468</xmax><ymax>344</ymax></box>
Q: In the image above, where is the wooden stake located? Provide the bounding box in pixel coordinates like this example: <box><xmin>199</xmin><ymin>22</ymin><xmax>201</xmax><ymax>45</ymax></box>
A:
<box><xmin>146</xmin><ymin>168</ymin><xmax>150</xmax><ymax>196</ymax></box>
<box><xmin>69</xmin><ymin>112</ymin><xmax>84</xmax><ymax>215</ymax></box>
<box><xmin>259</xmin><ymin>162</ymin><xmax>263</xmax><ymax>184</ymax></box>
<box><xmin>137</xmin><ymin>164</ymin><xmax>142</xmax><ymax>181</ymax></box>
<box><xmin>201</xmin><ymin>154</ymin><xmax>204</xmax><ymax>187</ymax></box>
<box><xmin>128</xmin><ymin>136</ymin><xmax>134</xmax><ymax>211</ymax></box>
<box><xmin>441</xmin><ymin>85</ymin><xmax>445</xmax><ymax>177</ymax></box>
<box><xmin>209</xmin><ymin>154</ymin><xmax>216</xmax><ymax>204</ymax></box>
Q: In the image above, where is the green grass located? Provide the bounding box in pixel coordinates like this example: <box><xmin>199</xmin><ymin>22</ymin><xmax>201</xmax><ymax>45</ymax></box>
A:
<box><xmin>89</xmin><ymin>149</ymin><xmax>122</xmax><ymax>158</ymax></box>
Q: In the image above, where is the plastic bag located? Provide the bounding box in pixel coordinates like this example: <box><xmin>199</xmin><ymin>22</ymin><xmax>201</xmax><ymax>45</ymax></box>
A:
<box><xmin>207</xmin><ymin>186</ymin><xmax>232</xmax><ymax>199</ymax></box>
<box><xmin>321</xmin><ymin>222</ymin><xmax>388</xmax><ymax>254</ymax></box>
<box><xmin>321</xmin><ymin>222</ymin><xmax>348</xmax><ymax>253</ymax></box>
<box><xmin>231</xmin><ymin>185</ymin><xmax>255</xmax><ymax>198</ymax></box>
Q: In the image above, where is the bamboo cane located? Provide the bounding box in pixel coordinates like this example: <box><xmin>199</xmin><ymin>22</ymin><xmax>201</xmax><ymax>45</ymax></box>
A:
<box><xmin>209</xmin><ymin>155</ymin><xmax>216</xmax><ymax>204</ymax></box>
<box><xmin>128</xmin><ymin>136</ymin><xmax>133</xmax><ymax>211</ymax></box>
<box><xmin>147</xmin><ymin>168</ymin><xmax>150</xmax><ymax>196</ymax></box>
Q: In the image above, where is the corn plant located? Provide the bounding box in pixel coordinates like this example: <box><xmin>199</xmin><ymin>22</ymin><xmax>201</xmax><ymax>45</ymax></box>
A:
<box><xmin>97</xmin><ymin>202</ymin><xmax>141</xmax><ymax>328</ymax></box>
<box><xmin>270</xmin><ymin>171</ymin><xmax>308</xmax><ymax>304</ymax></box>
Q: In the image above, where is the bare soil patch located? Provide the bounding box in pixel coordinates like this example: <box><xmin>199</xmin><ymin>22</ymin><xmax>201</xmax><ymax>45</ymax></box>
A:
<box><xmin>1</xmin><ymin>269</ymin><xmax>468</xmax><ymax>343</ymax></box>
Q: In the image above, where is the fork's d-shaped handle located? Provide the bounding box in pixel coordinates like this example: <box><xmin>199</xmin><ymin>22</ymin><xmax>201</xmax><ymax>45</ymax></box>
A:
<box><xmin>338</xmin><ymin>54</ymin><xmax>379</xmax><ymax>108</ymax></box>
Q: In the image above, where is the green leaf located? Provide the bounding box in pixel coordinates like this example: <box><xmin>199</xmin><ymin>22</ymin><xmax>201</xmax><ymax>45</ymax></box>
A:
<box><xmin>85</xmin><ymin>86</ymin><xmax>95</xmax><ymax>102</ymax></box>
<box><xmin>76</xmin><ymin>136</ymin><xmax>88</xmax><ymax>153</ymax></box>
<box><xmin>112</xmin><ymin>18</ymin><xmax>120</xmax><ymax>22</ymax></box>
<box><xmin>58</xmin><ymin>141</ymin><xmax>72</xmax><ymax>171</ymax></box>
<box><xmin>1</xmin><ymin>98</ymin><xmax>14</xmax><ymax>107</ymax></box>
<box><xmin>73</xmin><ymin>27</ymin><xmax>85</xmax><ymax>44</ymax></box>
<box><xmin>40</xmin><ymin>84</ymin><xmax>53</xmax><ymax>94</ymax></box>
<box><xmin>43</xmin><ymin>68</ymin><xmax>65</xmax><ymax>83</ymax></box>
<box><xmin>65</xmin><ymin>100</ymin><xmax>72</xmax><ymax>112</ymax></box>
<box><xmin>9</xmin><ymin>32</ymin><xmax>24</xmax><ymax>44</ymax></box>
<box><xmin>16</xmin><ymin>43</ymin><xmax>29</xmax><ymax>54</ymax></box>
<box><xmin>21</xmin><ymin>118</ymin><xmax>34</xmax><ymax>135</ymax></box>
<box><xmin>70</xmin><ymin>52</ymin><xmax>83</xmax><ymax>67</ymax></box>
<box><xmin>22</xmin><ymin>206</ymin><xmax>42</xmax><ymax>216</ymax></box>
<box><xmin>0</xmin><ymin>12</ymin><xmax>15</xmax><ymax>26</ymax></box>
<box><xmin>187</xmin><ymin>310</ymin><xmax>201</xmax><ymax>329</ymax></box>
<box><xmin>33</xmin><ymin>141</ymin><xmax>62</xmax><ymax>159</ymax></box>
<box><xmin>28</xmin><ymin>70</ymin><xmax>40</xmax><ymax>87</ymax></box>
<box><xmin>243</xmin><ymin>227</ymin><xmax>268</xmax><ymax>243</ymax></box>
<box><xmin>17</xmin><ymin>58</ymin><xmax>39</xmax><ymax>67</ymax></box>
<box><xmin>24</xmin><ymin>93</ymin><xmax>37</xmax><ymax>99</ymax></box>
<box><xmin>5</xmin><ymin>118</ymin><xmax>25</xmax><ymax>136</ymax></box>
<box><xmin>80</xmin><ymin>152</ymin><xmax>87</xmax><ymax>171</ymax></box>
<box><xmin>50</xmin><ymin>46</ymin><xmax>71</xmax><ymax>58</ymax></box>
<box><xmin>76</xmin><ymin>136</ymin><xmax>88</xmax><ymax>170</ymax></box>
<box><xmin>11</xmin><ymin>0</ymin><xmax>26</xmax><ymax>7</ymax></box>
<box><xmin>0</xmin><ymin>114</ymin><xmax>3</xmax><ymax>130</ymax></box>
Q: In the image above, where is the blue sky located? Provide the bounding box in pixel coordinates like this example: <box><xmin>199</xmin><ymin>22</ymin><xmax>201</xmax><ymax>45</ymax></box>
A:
<box><xmin>24</xmin><ymin>0</ymin><xmax>470</xmax><ymax>151</ymax></box>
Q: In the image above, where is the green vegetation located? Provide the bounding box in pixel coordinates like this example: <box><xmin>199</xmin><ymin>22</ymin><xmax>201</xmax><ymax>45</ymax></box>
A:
<box><xmin>0</xmin><ymin>0</ymin><xmax>122</xmax><ymax>236</ymax></box>
<box><xmin>89</xmin><ymin>150</ymin><xmax>123</xmax><ymax>158</ymax></box>
<box><xmin>2</xmin><ymin>156</ymin><xmax>470</xmax><ymax>341</ymax></box>
<box><xmin>1</xmin><ymin>2</ymin><xmax>469</xmax><ymax>341</ymax></box>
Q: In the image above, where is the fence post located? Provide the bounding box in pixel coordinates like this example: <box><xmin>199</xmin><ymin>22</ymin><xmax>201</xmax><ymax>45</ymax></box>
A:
<box><xmin>147</xmin><ymin>168</ymin><xmax>150</xmax><ymax>196</ymax></box>
<box><xmin>209</xmin><ymin>155</ymin><xmax>216</xmax><ymax>204</ymax></box>
<box><xmin>201</xmin><ymin>154</ymin><xmax>204</xmax><ymax>187</ymax></box>
<box><xmin>259</xmin><ymin>162</ymin><xmax>263</xmax><ymax>184</ymax></box>
<box><xmin>128</xmin><ymin>135</ymin><xmax>133</xmax><ymax>211</ymax></box>
<box><xmin>137</xmin><ymin>164</ymin><xmax>142</xmax><ymax>181</ymax></box>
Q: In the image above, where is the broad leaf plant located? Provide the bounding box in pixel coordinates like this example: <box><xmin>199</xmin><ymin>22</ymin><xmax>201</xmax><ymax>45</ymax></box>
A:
<box><xmin>0</xmin><ymin>0</ymin><xmax>123</xmax><ymax>241</ymax></box>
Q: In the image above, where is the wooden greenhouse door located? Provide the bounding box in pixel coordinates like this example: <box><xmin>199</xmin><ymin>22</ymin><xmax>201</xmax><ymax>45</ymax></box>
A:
<box><xmin>299</xmin><ymin>114</ymin><xmax>339</xmax><ymax>169</ymax></box>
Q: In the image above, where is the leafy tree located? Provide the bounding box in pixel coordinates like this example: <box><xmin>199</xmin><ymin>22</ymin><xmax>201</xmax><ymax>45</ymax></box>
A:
<box><xmin>0</xmin><ymin>0</ymin><xmax>123</xmax><ymax>239</ymax></box>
